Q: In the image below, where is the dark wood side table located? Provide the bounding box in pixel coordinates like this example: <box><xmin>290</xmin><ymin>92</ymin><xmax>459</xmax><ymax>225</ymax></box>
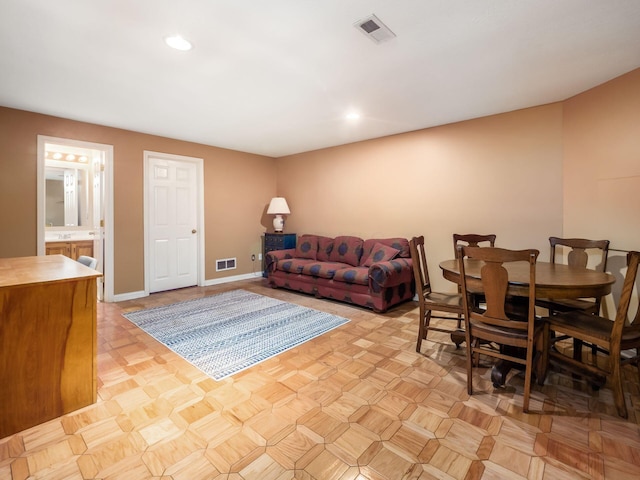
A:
<box><xmin>263</xmin><ymin>233</ymin><xmax>296</xmax><ymax>276</ymax></box>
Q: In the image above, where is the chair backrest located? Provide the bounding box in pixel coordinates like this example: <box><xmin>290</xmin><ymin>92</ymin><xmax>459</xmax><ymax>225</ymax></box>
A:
<box><xmin>611</xmin><ymin>251</ymin><xmax>640</xmax><ymax>342</ymax></box>
<box><xmin>549</xmin><ymin>237</ymin><xmax>610</xmax><ymax>273</ymax></box>
<box><xmin>453</xmin><ymin>234</ymin><xmax>496</xmax><ymax>258</ymax></box>
<box><xmin>77</xmin><ymin>255</ymin><xmax>98</xmax><ymax>269</ymax></box>
<box><xmin>458</xmin><ymin>246</ymin><xmax>539</xmax><ymax>332</ymax></box>
<box><xmin>409</xmin><ymin>236</ymin><xmax>432</xmax><ymax>296</ymax></box>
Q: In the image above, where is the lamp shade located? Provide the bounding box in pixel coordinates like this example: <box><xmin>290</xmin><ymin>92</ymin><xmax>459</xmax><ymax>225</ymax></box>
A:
<box><xmin>267</xmin><ymin>197</ymin><xmax>290</xmax><ymax>215</ymax></box>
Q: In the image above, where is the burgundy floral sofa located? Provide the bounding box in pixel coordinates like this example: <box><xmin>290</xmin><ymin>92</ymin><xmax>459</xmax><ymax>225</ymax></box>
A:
<box><xmin>265</xmin><ymin>234</ymin><xmax>415</xmax><ymax>312</ymax></box>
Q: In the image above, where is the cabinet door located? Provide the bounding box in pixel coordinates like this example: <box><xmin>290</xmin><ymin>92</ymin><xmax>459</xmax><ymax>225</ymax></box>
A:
<box><xmin>74</xmin><ymin>241</ymin><xmax>94</xmax><ymax>260</ymax></box>
<box><xmin>46</xmin><ymin>243</ymin><xmax>71</xmax><ymax>258</ymax></box>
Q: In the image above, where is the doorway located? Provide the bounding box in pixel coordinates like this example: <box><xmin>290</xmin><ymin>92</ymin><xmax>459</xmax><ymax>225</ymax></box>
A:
<box><xmin>37</xmin><ymin>135</ymin><xmax>114</xmax><ymax>301</ymax></box>
<box><xmin>144</xmin><ymin>151</ymin><xmax>204</xmax><ymax>294</ymax></box>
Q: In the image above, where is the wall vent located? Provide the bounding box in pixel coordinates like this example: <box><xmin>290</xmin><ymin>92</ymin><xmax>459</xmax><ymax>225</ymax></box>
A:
<box><xmin>354</xmin><ymin>14</ymin><xmax>396</xmax><ymax>44</ymax></box>
<box><xmin>216</xmin><ymin>257</ymin><xmax>237</xmax><ymax>272</ymax></box>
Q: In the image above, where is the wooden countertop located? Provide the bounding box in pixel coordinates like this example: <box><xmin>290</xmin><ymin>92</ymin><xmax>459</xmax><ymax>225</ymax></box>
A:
<box><xmin>0</xmin><ymin>255</ymin><xmax>101</xmax><ymax>288</ymax></box>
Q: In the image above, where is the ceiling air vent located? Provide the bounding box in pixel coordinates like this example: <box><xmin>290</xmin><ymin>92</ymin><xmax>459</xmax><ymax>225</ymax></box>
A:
<box><xmin>354</xmin><ymin>14</ymin><xmax>396</xmax><ymax>44</ymax></box>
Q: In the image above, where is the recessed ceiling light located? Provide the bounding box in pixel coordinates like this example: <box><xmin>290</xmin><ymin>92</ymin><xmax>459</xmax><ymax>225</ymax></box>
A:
<box><xmin>345</xmin><ymin>112</ymin><xmax>361</xmax><ymax>120</ymax></box>
<box><xmin>164</xmin><ymin>35</ymin><xmax>193</xmax><ymax>51</ymax></box>
<box><xmin>52</xmin><ymin>152</ymin><xmax>62</xmax><ymax>160</ymax></box>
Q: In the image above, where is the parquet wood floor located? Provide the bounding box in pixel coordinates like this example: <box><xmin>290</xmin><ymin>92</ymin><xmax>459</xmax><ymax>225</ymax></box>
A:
<box><xmin>1</xmin><ymin>279</ymin><xmax>639</xmax><ymax>479</ymax></box>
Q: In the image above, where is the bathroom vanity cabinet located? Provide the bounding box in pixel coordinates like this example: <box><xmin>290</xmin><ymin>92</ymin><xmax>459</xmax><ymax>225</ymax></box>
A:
<box><xmin>45</xmin><ymin>239</ymin><xmax>94</xmax><ymax>260</ymax></box>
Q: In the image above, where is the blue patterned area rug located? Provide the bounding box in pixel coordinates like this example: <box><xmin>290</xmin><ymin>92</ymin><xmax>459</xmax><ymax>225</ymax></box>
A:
<box><xmin>123</xmin><ymin>290</ymin><xmax>349</xmax><ymax>380</ymax></box>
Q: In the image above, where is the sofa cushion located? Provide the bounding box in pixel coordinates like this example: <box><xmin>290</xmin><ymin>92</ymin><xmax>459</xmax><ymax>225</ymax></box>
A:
<box><xmin>333</xmin><ymin>267</ymin><xmax>370</xmax><ymax>286</ymax></box>
<box><xmin>301</xmin><ymin>261</ymin><xmax>351</xmax><ymax>279</ymax></box>
<box><xmin>361</xmin><ymin>238</ymin><xmax>410</xmax><ymax>265</ymax></box>
<box><xmin>329</xmin><ymin>236</ymin><xmax>364</xmax><ymax>267</ymax></box>
<box><xmin>317</xmin><ymin>236</ymin><xmax>334</xmax><ymax>262</ymax></box>
<box><xmin>277</xmin><ymin>258</ymin><xmax>316</xmax><ymax>274</ymax></box>
<box><xmin>295</xmin><ymin>234</ymin><xmax>318</xmax><ymax>260</ymax></box>
<box><xmin>361</xmin><ymin>242</ymin><xmax>400</xmax><ymax>267</ymax></box>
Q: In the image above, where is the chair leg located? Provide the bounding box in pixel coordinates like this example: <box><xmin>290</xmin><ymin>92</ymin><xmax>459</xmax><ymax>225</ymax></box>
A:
<box><xmin>573</xmin><ymin>338</ymin><xmax>584</xmax><ymax>363</ymax></box>
<box><xmin>471</xmin><ymin>338</ymin><xmax>482</xmax><ymax>367</ymax></box>
<box><xmin>464</xmin><ymin>330</ymin><xmax>474</xmax><ymax>395</ymax></box>
<box><xmin>466</xmin><ymin>343</ymin><xmax>474</xmax><ymax>396</ymax></box>
<box><xmin>523</xmin><ymin>341</ymin><xmax>534</xmax><ymax>413</ymax></box>
<box><xmin>416</xmin><ymin>309</ymin><xmax>431</xmax><ymax>353</ymax></box>
<box><xmin>534</xmin><ymin>333</ymin><xmax>545</xmax><ymax>384</ymax></box>
<box><xmin>610</xmin><ymin>351</ymin><xmax>628</xmax><ymax>419</ymax></box>
<box><xmin>473</xmin><ymin>349</ymin><xmax>481</xmax><ymax>368</ymax></box>
<box><xmin>538</xmin><ymin>323</ymin><xmax>550</xmax><ymax>386</ymax></box>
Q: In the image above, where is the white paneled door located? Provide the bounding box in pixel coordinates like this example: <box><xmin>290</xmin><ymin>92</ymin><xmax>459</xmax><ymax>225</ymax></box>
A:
<box><xmin>147</xmin><ymin>155</ymin><xmax>200</xmax><ymax>293</ymax></box>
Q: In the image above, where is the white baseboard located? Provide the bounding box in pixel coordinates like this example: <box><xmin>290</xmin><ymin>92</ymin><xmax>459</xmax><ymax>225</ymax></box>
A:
<box><xmin>204</xmin><ymin>271</ymin><xmax>264</xmax><ymax>286</ymax></box>
<box><xmin>112</xmin><ymin>290</ymin><xmax>148</xmax><ymax>302</ymax></box>
<box><xmin>111</xmin><ymin>272</ymin><xmax>264</xmax><ymax>303</ymax></box>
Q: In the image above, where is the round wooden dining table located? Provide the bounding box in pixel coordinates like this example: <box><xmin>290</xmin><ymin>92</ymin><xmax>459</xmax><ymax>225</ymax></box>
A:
<box><xmin>439</xmin><ymin>259</ymin><xmax>615</xmax><ymax>300</ymax></box>
<box><xmin>439</xmin><ymin>258</ymin><xmax>616</xmax><ymax>386</ymax></box>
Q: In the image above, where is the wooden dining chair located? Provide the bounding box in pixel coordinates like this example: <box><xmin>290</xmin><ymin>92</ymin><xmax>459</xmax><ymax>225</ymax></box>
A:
<box><xmin>409</xmin><ymin>236</ymin><xmax>464</xmax><ymax>352</ymax></box>
<box><xmin>537</xmin><ymin>237</ymin><xmax>610</xmax><ymax>316</ymax></box>
<box><xmin>537</xmin><ymin>237</ymin><xmax>610</xmax><ymax>362</ymax></box>
<box><xmin>452</xmin><ymin>234</ymin><xmax>497</xmax><ymax>324</ymax></box>
<box><xmin>540</xmin><ymin>251</ymin><xmax>640</xmax><ymax>418</ymax></box>
<box><xmin>453</xmin><ymin>233</ymin><xmax>497</xmax><ymax>252</ymax></box>
<box><xmin>458</xmin><ymin>245</ymin><xmax>542</xmax><ymax>413</ymax></box>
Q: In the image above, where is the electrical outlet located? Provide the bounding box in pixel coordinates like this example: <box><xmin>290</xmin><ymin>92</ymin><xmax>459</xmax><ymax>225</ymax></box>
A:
<box><xmin>251</xmin><ymin>254</ymin><xmax>256</xmax><ymax>261</ymax></box>
<box><xmin>258</xmin><ymin>253</ymin><xmax>262</xmax><ymax>261</ymax></box>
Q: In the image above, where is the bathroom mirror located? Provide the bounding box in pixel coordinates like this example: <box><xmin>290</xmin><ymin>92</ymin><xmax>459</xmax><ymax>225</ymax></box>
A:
<box><xmin>45</xmin><ymin>163</ymin><xmax>90</xmax><ymax>227</ymax></box>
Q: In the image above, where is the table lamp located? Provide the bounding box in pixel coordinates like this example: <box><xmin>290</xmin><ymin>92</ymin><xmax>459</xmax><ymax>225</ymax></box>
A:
<box><xmin>267</xmin><ymin>197</ymin><xmax>290</xmax><ymax>232</ymax></box>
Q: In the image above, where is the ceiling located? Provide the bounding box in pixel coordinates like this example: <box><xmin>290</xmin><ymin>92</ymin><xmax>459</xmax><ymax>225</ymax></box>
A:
<box><xmin>1</xmin><ymin>1</ymin><xmax>639</xmax><ymax>158</ymax></box>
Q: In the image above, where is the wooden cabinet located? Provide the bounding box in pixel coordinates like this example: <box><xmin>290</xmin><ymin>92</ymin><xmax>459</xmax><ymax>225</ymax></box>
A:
<box><xmin>263</xmin><ymin>233</ymin><xmax>296</xmax><ymax>277</ymax></box>
<box><xmin>45</xmin><ymin>242</ymin><xmax>71</xmax><ymax>256</ymax></box>
<box><xmin>0</xmin><ymin>255</ymin><xmax>101</xmax><ymax>438</ymax></box>
<box><xmin>264</xmin><ymin>233</ymin><xmax>297</xmax><ymax>253</ymax></box>
<box><xmin>46</xmin><ymin>240</ymin><xmax>94</xmax><ymax>260</ymax></box>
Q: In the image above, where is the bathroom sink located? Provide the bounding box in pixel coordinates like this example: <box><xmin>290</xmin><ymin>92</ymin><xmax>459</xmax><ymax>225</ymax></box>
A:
<box><xmin>45</xmin><ymin>232</ymin><xmax>96</xmax><ymax>242</ymax></box>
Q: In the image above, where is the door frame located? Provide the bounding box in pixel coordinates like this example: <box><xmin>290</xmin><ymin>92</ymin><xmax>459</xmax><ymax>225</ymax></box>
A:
<box><xmin>37</xmin><ymin>135</ymin><xmax>115</xmax><ymax>302</ymax></box>
<box><xmin>143</xmin><ymin>150</ymin><xmax>205</xmax><ymax>295</ymax></box>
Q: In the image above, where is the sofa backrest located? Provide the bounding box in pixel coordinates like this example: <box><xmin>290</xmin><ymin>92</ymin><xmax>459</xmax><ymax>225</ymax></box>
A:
<box><xmin>317</xmin><ymin>235</ymin><xmax>334</xmax><ymax>262</ymax></box>
<box><xmin>296</xmin><ymin>234</ymin><xmax>410</xmax><ymax>266</ymax></box>
<box><xmin>296</xmin><ymin>234</ymin><xmax>345</xmax><ymax>262</ymax></box>
<box><xmin>328</xmin><ymin>236</ymin><xmax>364</xmax><ymax>266</ymax></box>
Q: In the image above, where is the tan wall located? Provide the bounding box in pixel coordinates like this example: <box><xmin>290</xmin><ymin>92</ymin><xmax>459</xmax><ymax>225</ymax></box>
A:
<box><xmin>563</xmin><ymin>67</ymin><xmax>640</xmax><ymax>316</ymax></box>
<box><xmin>563</xmin><ymin>68</ymin><xmax>640</xmax><ymax>250</ymax></box>
<box><xmin>2</xmin><ymin>68</ymin><xmax>637</xmax><ymax>299</ymax></box>
<box><xmin>0</xmin><ymin>107</ymin><xmax>276</xmax><ymax>295</ymax></box>
<box><xmin>276</xmin><ymin>104</ymin><xmax>564</xmax><ymax>291</ymax></box>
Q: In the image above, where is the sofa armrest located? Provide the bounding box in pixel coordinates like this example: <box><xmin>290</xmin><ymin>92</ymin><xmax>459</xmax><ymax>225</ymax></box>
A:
<box><xmin>368</xmin><ymin>258</ymin><xmax>413</xmax><ymax>289</ymax></box>
<box><xmin>265</xmin><ymin>248</ymin><xmax>296</xmax><ymax>272</ymax></box>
